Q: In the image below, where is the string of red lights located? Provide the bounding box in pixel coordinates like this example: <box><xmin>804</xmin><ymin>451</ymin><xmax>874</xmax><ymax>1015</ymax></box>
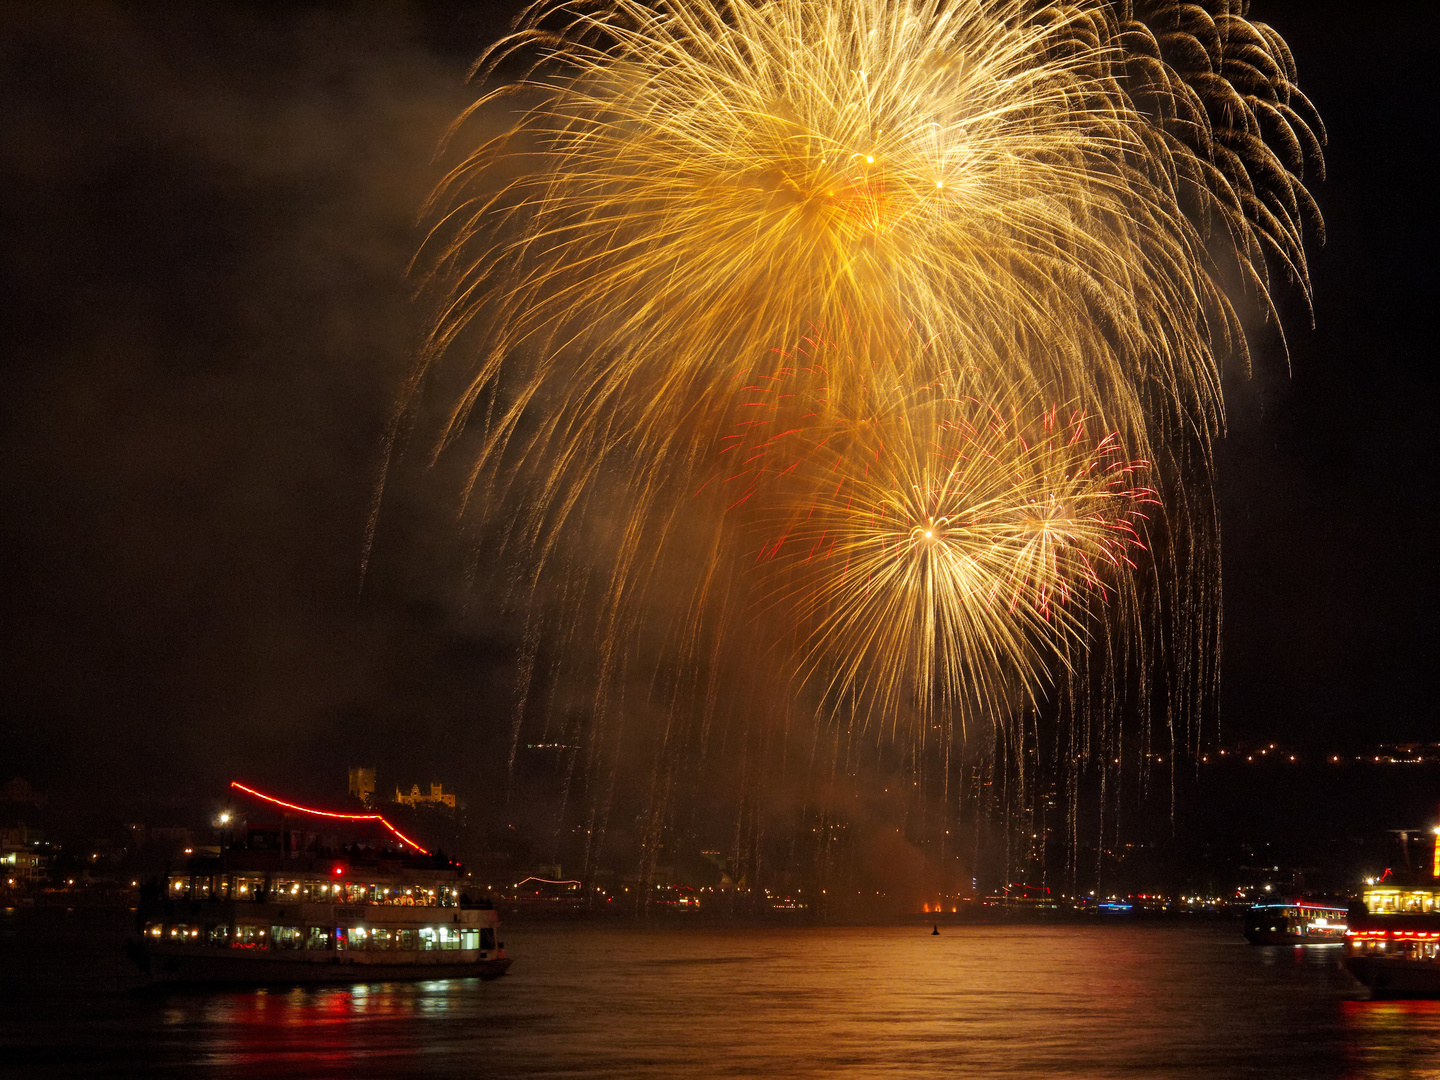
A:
<box><xmin>228</xmin><ymin>781</ymin><xmax>430</xmax><ymax>855</ymax></box>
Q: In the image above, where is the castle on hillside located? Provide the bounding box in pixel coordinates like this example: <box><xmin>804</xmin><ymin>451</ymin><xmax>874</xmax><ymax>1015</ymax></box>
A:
<box><xmin>347</xmin><ymin>766</ymin><xmax>376</xmax><ymax>807</ymax></box>
<box><xmin>394</xmin><ymin>782</ymin><xmax>457</xmax><ymax>815</ymax></box>
<box><xmin>348</xmin><ymin>767</ymin><xmax>457</xmax><ymax>817</ymax></box>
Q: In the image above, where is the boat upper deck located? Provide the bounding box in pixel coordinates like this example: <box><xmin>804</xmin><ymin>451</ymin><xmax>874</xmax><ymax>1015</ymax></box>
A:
<box><xmin>164</xmin><ymin>848</ymin><xmax>475</xmax><ymax>909</ymax></box>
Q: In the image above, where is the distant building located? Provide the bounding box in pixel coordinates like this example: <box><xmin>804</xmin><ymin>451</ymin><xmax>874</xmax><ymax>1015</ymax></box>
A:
<box><xmin>0</xmin><ymin>824</ymin><xmax>43</xmax><ymax>848</ymax></box>
<box><xmin>1</xmin><ymin>819</ymin><xmax>47</xmax><ymax>888</ymax></box>
<box><xmin>2</xmin><ymin>778</ymin><xmax>45</xmax><ymax>807</ymax></box>
<box><xmin>348</xmin><ymin>766</ymin><xmax>376</xmax><ymax>807</ymax></box>
<box><xmin>393</xmin><ymin>782</ymin><xmax>457</xmax><ymax>814</ymax></box>
<box><xmin>1</xmin><ymin>846</ymin><xmax>45</xmax><ymax>886</ymax></box>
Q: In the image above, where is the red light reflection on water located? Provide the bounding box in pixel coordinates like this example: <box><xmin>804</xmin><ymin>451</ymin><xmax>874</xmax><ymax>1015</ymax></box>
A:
<box><xmin>173</xmin><ymin>982</ymin><xmax>471</xmax><ymax>1070</ymax></box>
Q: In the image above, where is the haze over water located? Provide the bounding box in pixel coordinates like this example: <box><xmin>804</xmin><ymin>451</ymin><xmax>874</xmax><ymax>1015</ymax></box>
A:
<box><xmin>6</xmin><ymin>912</ymin><xmax>1439</xmax><ymax>1078</ymax></box>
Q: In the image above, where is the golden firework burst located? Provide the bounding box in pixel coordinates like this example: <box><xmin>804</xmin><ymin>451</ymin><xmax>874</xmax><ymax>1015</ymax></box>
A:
<box><xmin>714</xmin><ymin>343</ymin><xmax>1155</xmax><ymax>734</ymax></box>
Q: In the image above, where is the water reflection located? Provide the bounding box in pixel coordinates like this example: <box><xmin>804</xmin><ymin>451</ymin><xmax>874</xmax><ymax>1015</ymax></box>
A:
<box><xmin>1342</xmin><ymin>998</ymin><xmax>1440</xmax><ymax>1079</ymax></box>
<box><xmin>180</xmin><ymin>981</ymin><xmax>481</xmax><ymax>1069</ymax></box>
<box><xmin>1252</xmin><ymin>940</ymin><xmax>1348</xmax><ymax>967</ymax></box>
<box><xmin>118</xmin><ymin>927</ymin><xmax>1365</xmax><ymax>1078</ymax></box>
<box><xmin>7</xmin><ymin>910</ymin><xmax>1440</xmax><ymax>1079</ymax></box>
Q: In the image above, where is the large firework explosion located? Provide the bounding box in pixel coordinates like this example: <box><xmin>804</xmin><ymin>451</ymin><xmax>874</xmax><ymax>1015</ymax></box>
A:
<box><xmin>397</xmin><ymin>0</ymin><xmax>1322</xmax><ymax>892</ymax></box>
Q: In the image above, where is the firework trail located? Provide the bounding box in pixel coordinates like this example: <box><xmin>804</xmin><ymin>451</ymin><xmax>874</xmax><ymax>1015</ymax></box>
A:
<box><xmin>1114</xmin><ymin>0</ymin><xmax>1325</xmax><ymax>339</ymax></box>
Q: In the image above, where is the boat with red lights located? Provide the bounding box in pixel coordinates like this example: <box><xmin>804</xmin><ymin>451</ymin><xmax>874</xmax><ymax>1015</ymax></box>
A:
<box><xmin>1344</xmin><ymin>875</ymin><xmax>1440</xmax><ymax>998</ymax></box>
<box><xmin>127</xmin><ymin>782</ymin><xmax>512</xmax><ymax>984</ymax></box>
<box><xmin>1242</xmin><ymin>900</ymin><xmax>1348</xmax><ymax>945</ymax></box>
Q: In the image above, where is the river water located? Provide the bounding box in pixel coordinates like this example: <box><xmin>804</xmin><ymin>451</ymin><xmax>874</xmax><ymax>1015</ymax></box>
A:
<box><xmin>4</xmin><ymin>909</ymin><xmax>1439</xmax><ymax>1078</ymax></box>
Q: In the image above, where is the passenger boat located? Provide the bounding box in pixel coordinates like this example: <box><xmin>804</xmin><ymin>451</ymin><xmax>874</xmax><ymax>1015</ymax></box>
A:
<box><xmin>127</xmin><ymin>782</ymin><xmax>512</xmax><ymax>984</ymax></box>
<box><xmin>1242</xmin><ymin>900</ymin><xmax>1348</xmax><ymax>945</ymax></box>
<box><xmin>1344</xmin><ymin>875</ymin><xmax>1440</xmax><ymax>998</ymax></box>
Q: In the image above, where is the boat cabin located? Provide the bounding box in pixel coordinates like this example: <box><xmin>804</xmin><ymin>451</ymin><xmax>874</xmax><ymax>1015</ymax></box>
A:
<box><xmin>145</xmin><ymin>849</ymin><xmax>497</xmax><ymax>957</ymax></box>
<box><xmin>1361</xmin><ymin>884</ymin><xmax>1440</xmax><ymax>915</ymax></box>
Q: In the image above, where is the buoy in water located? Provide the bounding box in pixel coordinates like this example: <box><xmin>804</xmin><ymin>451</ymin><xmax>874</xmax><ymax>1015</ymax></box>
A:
<box><xmin>932</xmin><ymin>924</ymin><xmax>939</xmax><ymax>935</ymax></box>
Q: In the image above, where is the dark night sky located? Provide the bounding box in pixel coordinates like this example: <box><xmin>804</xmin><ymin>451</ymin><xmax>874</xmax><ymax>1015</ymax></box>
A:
<box><xmin>1</xmin><ymin>1</ymin><xmax>1436</xmax><ymax>831</ymax></box>
<box><xmin>1212</xmin><ymin>2</ymin><xmax>1439</xmax><ymax>750</ymax></box>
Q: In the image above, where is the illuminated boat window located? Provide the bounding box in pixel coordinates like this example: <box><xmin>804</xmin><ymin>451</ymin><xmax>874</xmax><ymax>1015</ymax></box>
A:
<box><xmin>1363</xmin><ymin>887</ymin><xmax>1438</xmax><ymax>914</ymax></box>
<box><xmin>232</xmin><ymin>925</ymin><xmax>267</xmax><ymax>950</ymax></box>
